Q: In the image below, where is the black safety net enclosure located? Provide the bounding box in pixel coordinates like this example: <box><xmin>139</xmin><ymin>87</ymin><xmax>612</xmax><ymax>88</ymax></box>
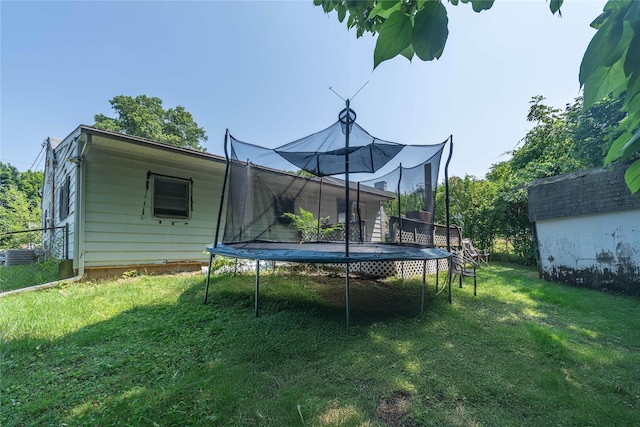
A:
<box><xmin>205</xmin><ymin>103</ymin><xmax>454</xmax><ymax>326</ymax></box>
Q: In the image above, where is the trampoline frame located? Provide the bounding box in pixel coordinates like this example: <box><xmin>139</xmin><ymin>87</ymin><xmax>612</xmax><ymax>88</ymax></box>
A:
<box><xmin>203</xmin><ymin>242</ymin><xmax>453</xmax><ymax>325</ymax></box>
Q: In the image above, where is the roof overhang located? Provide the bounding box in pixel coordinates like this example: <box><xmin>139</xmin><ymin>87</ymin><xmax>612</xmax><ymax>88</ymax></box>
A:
<box><xmin>74</xmin><ymin>125</ymin><xmax>226</xmax><ymax>169</ymax></box>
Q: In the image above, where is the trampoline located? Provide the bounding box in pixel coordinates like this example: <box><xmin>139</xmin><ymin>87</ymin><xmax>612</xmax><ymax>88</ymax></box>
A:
<box><xmin>207</xmin><ymin>242</ymin><xmax>450</xmax><ymax>264</ymax></box>
<box><xmin>204</xmin><ymin>100</ymin><xmax>455</xmax><ymax>326</ymax></box>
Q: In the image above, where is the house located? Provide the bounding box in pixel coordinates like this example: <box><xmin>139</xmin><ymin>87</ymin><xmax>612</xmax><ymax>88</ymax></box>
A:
<box><xmin>41</xmin><ymin>126</ymin><xmax>394</xmax><ymax>279</ymax></box>
<box><xmin>42</xmin><ymin>126</ymin><xmax>227</xmax><ymax>278</ymax></box>
<box><xmin>528</xmin><ymin>165</ymin><xmax>640</xmax><ymax>295</ymax></box>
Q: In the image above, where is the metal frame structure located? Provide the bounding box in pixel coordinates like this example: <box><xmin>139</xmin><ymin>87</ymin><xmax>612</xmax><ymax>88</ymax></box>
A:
<box><xmin>205</xmin><ymin>101</ymin><xmax>455</xmax><ymax>327</ymax></box>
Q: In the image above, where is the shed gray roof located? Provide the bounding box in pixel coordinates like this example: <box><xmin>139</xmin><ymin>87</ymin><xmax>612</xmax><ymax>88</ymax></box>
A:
<box><xmin>528</xmin><ymin>164</ymin><xmax>640</xmax><ymax>221</ymax></box>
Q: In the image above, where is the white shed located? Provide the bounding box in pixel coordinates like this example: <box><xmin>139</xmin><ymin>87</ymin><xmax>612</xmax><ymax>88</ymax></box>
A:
<box><xmin>528</xmin><ymin>166</ymin><xmax>640</xmax><ymax>295</ymax></box>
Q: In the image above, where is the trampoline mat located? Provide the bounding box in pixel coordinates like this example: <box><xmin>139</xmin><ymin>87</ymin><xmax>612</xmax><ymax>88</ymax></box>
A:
<box><xmin>206</xmin><ymin>242</ymin><xmax>451</xmax><ymax>263</ymax></box>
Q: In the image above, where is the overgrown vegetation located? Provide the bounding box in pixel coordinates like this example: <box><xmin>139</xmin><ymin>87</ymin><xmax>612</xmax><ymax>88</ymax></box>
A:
<box><xmin>282</xmin><ymin>207</ymin><xmax>343</xmax><ymax>242</ymax></box>
<box><xmin>0</xmin><ymin>163</ymin><xmax>43</xmax><ymax>247</ymax></box>
<box><xmin>2</xmin><ymin>267</ymin><xmax>639</xmax><ymax>426</ymax></box>
<box><xmin>432</xmin><ymin>95</ymin><xmax>626</xmax><ymax>265</ymax></box>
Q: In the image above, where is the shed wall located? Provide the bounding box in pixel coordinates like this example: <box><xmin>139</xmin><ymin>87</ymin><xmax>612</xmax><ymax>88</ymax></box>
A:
<box><xmin>535</xmin><ymin>210</ymin><xmax>640</xmax><ymax>294</ymax></box>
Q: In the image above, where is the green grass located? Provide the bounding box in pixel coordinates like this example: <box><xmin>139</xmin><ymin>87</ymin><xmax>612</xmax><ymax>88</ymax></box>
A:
<box><xmin>0</xmin><ymin>261</ymin><xmax>59</xmax><ymax>292</ymax></box>
<box><xmin>1</xmin><ymin>264</ymin><xmax>639</xmax><ymax>426</ymax></box>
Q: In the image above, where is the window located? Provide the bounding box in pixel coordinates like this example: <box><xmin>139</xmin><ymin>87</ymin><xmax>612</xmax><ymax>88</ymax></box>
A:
<box><xmin>153</xmin><ymin>175</ymin><xmax>191</xmax><ymax>219</ymax></box>
<box><xmin>337</xmin><ymin>198</ymin><xmax>355</xmax><ymax>223</ymax></box>
<box><xmin>59</xmin><ymin>175</ymin><xmax>70</xmax><ymax>220</ymax></box>
<box><xmin>274</xmin><ymin>196</ymin><xmax>294</xmax><ymax>224</ymax></box>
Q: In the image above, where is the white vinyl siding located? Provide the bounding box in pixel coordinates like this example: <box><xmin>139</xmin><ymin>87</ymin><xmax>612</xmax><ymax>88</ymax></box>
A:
<box><xmin>42</xmin><ymin>134</ymin><xmax>79</xmax><ymax>263</ymax></box>
<box><xmin>82</xmin><ymin>148</ymin><xmax>224</xmax><ymax>267</ymax></box>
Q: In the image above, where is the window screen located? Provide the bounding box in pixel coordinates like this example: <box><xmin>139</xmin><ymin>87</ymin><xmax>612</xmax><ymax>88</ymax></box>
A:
<box><xmin>153</xmin><ymin>176</ymin><xmax>191</xmax><ymax>219</ymax></box>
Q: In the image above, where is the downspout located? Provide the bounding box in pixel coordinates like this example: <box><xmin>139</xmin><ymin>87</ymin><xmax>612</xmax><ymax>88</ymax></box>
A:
<box><xmin>75</xmin><ymin>136</ymin><xmax>82</xmax><ymax>275</ymax></box>
<box><xmin>75</xmin><ymin>134</ymin><xmax>90</xmax><ymax>276</ymax></box>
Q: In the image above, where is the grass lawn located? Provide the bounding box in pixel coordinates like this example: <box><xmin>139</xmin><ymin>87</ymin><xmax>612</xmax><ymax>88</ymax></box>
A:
<box><xmin>1</xmin><ymin>263</ymin><xmax>639</xmax><ymax>426</ymax></box>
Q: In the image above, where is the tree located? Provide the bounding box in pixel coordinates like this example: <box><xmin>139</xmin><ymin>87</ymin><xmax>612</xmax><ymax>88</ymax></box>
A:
<box><xmin>568</xmin><ymin>95</ymin><xmax>627</xmax><ymax>168</ymax></box>
<box><xmin>17</xmin><ymin>170</ymin><xmax>45</xmax><ymax>206</ymax></box>
<box><xmin>0</xmin><ymin>162</ymin><xmax>20</xmax><ymax>189</ymax></box>
<box><xmin>0</xmin><ymin>163</ymin><xmax>43</xmax><ymax>210</ymax></box>
<box><xmin>488</xmin><ymin>95</ymin><xmax>627</xmax><ymax>184</ymax></box>
<box><xmin>0</xmin><ymin>163</ymin><xmax>43</xmax><ymax>247</ymax></box>
<box><xmin>316</xmin><ymin>0</ymin><xmax>640</xmax><ymax>192</ymax></box>
<box><xmin>94</xmin><ymin>95</ymin><xmax>208</xmax><ymax>151</ymax></box>
<box><xmin>434</xmin><ymin>175</ymin><xmax>498</xmax><ymax>251</ymax></box>
<box><xmin>0</xmin><ymin>185</ymin><xmax>42</xmax><ymax>249</ymax></box>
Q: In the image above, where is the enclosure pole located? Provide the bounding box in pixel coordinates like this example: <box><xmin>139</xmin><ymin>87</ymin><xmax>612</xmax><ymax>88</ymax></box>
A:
<box><xmin>255</xmin><ymin>260</ymin><xmax>260</xmax><ymax>317</ymax></box>
<box><xmin>318</xmin><ymin>178</ymin><xmax>323</xmax><ymax>240</ymax></box>
<box><xmin>445</xmin><ymin>136</ymin><xmax>454</xmax><ymax>305</ymax></box>
<box><xmin>445</xmin><ymin>136</ymin><xmax>453</xmax><ymax>252</ymax></box>
<box><xmin>356</xmin><ymin>182</ymin><xmax>363</xmax><ymax>243</ymax></box>
<box><xmin>344</xmin><ymin>98</ymin><xmax>351</xmax><ymax>257</ymax></box>
<box><xmin>203</xmin><ymin>253</ymin><xmax>214</xmax><ymax>304</ymax></box>
<box><xmin>397</xmin><ymin>165</ymin><xmax>403</xmax><ymax>245</ymax></box>
<box><xmin>398</xmin><ymin>164</ymin><xmax>404</xmax><ymax>278</ymax></box>
<box><xmin>213</xmin><ymin>130</ymin><xmax>231</xmax><ymax>248</ymax></box>
<box><xmin>345</xmin><ymin>99</ymin><xmax>351</xmax><ymax>327</ymax></box>
<box><xmin>344</xmin><ymin>99</ymin><xmax>352</xmax><ymax>328</ymax></box>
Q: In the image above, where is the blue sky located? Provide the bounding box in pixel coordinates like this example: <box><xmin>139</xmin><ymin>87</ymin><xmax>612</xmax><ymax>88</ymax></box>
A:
<box><xmin>1</xmin><ymin>0</ymin><xmax>606</xmax><ymax>179</ymax></box>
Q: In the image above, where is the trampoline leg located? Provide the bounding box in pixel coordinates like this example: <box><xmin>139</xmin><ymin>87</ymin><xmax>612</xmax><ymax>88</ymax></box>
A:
<box><xmin>448</xmin><ymin>259</ymin><xmax>453</xmax><ymax>304</ymax></box>
<box><xmin>421</xmin><ymin>260</ymin><xmax>427</xmax><ymax>319</ymax></box>
<box><xmin>255</xmin><ymin>260</ymin><xmax>260</xmax><ymax>317</ymax></box>
<box><xmin>435</xmin><ymin>259</ymin><xmax>439</xmax><ymax>294</ymax></box>
<box><xmin>345</xmin><ymin>263</ymin><xmax>350</xmax><ymax>328</ymax></box>
<box><xmin>203</xmin><ymin>253</ymin><xmax>214</xmax><ymax>304</ymax></box>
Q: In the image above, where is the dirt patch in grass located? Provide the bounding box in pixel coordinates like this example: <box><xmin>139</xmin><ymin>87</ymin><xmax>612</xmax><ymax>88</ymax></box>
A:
<box><xmin>376</xmin><ymin>391</ymin><xmax>416</xmax><ymax>426</ymax></box>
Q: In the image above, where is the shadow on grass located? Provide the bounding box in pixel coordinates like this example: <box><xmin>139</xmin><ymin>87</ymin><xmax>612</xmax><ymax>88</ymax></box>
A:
<box><xmin>2</xmin><ymin>267</ymin><xmax>639</xmax><ymax>426</ymax></box>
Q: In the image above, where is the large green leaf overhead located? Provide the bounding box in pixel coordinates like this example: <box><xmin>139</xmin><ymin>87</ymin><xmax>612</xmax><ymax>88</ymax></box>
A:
<box><xmin>412</xmin><ymin>1</ymin><xmax>448</xmax><ymax>61</ymax></box>
<box><xmin>373</xmin><ymin>10</ymin><xmax>413</xmax><ymax>68</ymax></box>
<box><xmin>578</xmin><ymin>1</ymin><xmax>640</xmax><ymax>193</ymax></box>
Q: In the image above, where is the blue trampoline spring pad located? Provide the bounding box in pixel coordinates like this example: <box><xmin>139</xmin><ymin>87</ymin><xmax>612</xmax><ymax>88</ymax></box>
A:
<box><xmin>206</xmin><ymin>242</ymin><xmax>452</xmax><ymax>264</ymax></box>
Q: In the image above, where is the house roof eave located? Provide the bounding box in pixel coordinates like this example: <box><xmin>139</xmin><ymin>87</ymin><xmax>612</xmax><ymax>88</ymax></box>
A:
<box><xmin>77</xmin><ymin>125</ymin><xmax>226</xmax><ymax>164</ymax></box>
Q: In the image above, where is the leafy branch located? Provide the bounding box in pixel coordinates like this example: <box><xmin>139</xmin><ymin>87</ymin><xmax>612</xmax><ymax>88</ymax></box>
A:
<box><xmin>315</xmin><ymin>0</ymin><xmax>640</xmax><ymax>192</ymax></box>
<box><xmin>282</xmin><ymin>207</ymin><xmax>343</xmax><ymax>242</ymax></box>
